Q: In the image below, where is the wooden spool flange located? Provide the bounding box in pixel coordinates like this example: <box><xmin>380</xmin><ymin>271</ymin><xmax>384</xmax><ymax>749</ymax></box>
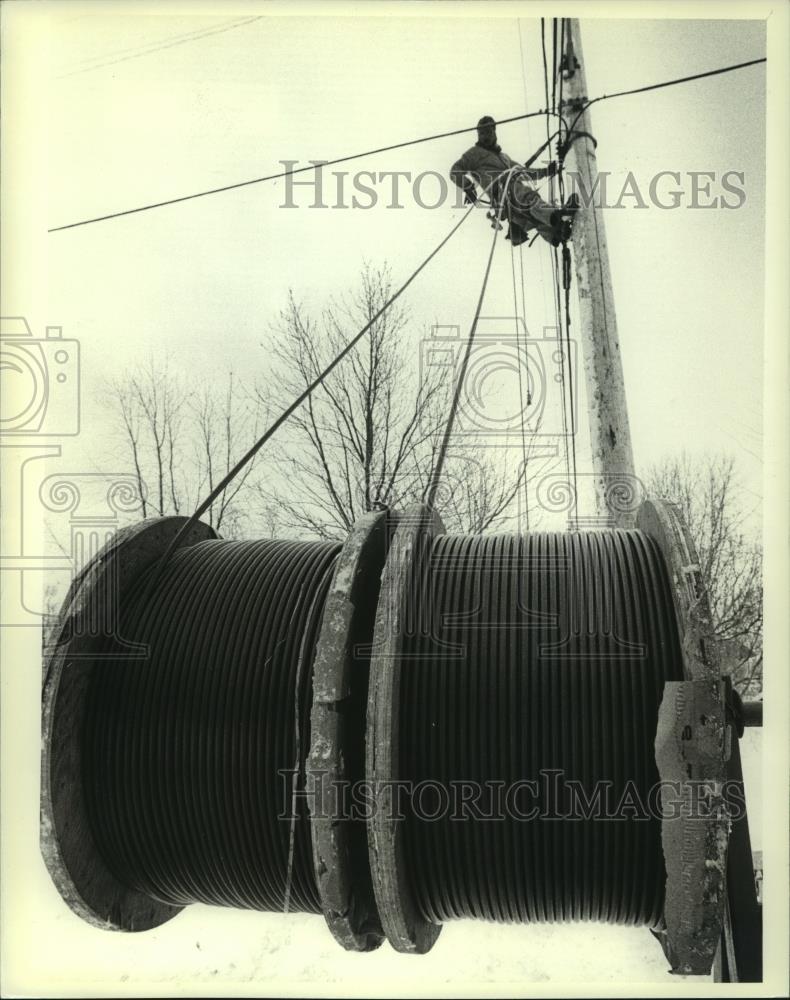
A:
<box><xmin>40</xmin><ymin>516</ymin><xmax>216</xmax><ymax>931</ymax></box>
<box><xmin>307</xmin><ymin>508</ymin><xmax>395</xmax><ymax>952</ymax></box>
<box><xmin>365</xmin><ymin>504</ymin><xmax>444</xmax><ymax>954</ymax></box>
<box><xmin>637</xmin><ymin>498</ymin><xmax>731</xmax><ymax>975</ymax></box>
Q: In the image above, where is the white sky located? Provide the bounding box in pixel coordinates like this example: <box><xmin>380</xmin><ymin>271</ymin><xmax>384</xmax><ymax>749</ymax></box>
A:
<box><xmin>31</xmin><ymin>5</ymin><xmax>766</xmax><ymax>524</ymax></box>
<box><xmin>2</xmin><ymin>1</ymin><xmax>777</xmax><ymax>993</ymax></box>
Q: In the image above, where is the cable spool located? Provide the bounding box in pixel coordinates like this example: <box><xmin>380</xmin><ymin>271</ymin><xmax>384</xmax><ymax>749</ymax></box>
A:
<box><xmin>42</xmin><ymin>504</ymin><xmax>708</xmax><ymax>962</ymax></box>
<box><xmin>41</xmin><ymin>512</ymin><xmax>391</xmax><ymax>943</ymax></box>
<box><xmin>367</xmin><ymin>507</ymin><xmax>684</xmax><ymax>953</ymax></box>
<box><xmin>82</xmin><ymin>534</ymin><xmax>339</xmax><ymax>914</ymax></box>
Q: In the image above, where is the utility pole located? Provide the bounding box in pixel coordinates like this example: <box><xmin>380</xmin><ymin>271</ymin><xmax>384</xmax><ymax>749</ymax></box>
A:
<box><xmin>559</xmin><ymin>19</ymin><xmax>636</xmax><ymax>528</ymax></box>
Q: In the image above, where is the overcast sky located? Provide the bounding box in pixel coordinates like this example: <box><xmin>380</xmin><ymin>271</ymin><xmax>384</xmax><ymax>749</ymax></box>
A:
<box><xmin>3</xmin><ymin>2</ymin><xmax>773</xmax><ymax>992</ymax></box>
<box><xmin>28</xmin><ymin>5</ymin><xmax>767</xmax><ymax>528</ymax></box>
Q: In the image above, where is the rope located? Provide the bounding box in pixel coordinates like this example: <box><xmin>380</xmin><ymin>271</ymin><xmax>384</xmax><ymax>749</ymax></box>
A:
<box><xmin>49</xmin><ymin>56</ymin><xmax>765</xmax><ymax>234</ymax></box>
<box><xmin>283</xmin><ymin>573</ymin><xmax>315</xmax><ymax>915</ymax></box>
<box><xmin>422</xmin><ymin>168</ymin><xmax>517</xmax><ymax>510</ymax></box>
<box><xmin>399</xmin><ymin>529</ymin><xmax>684</xmax><ymax>925</ymax></box>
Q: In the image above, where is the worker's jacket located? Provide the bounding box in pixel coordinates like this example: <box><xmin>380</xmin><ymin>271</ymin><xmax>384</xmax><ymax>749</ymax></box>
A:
<box><xmin>450</xmin><ymin>143</ymin><xmax>550</xmax><ymax>202</ymax></box>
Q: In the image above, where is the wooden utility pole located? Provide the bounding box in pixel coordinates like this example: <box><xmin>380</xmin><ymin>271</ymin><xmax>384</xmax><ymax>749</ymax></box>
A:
<box><xmin>559</xmin><ymin>19</ymin><xmax>636</xmax><ymax>528</ymax></box>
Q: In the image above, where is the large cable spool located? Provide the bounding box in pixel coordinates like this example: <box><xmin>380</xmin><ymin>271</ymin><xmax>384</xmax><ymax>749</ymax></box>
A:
<box><xmin>82</xmin><ymin>535</ymin><xmax>339</xmax><ymax>914</ymax></box>
<box><xmin>42</xmin><ymin>502</ymin><xmax>719</xmax><ymax>963</ymax></box>
<box><xmin>41</xmin><ymin>512</ymin><xmax>391</xmax><ymax>944</ymax></box>
<box><xmin>366</xmin><ymin>506</ymin><xmax>684</xmax><ymax>953</ymax></box>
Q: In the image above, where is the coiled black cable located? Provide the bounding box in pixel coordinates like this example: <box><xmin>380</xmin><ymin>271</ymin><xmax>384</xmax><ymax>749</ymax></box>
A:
<box><xmin>399</xmin><ymin>530</ymin><xmax>683</xmax><ymax>927</ymax></box>
<box><xmin>82</xmin><ymin>538</ymin><xmax>340</xmax><ymax>913</ymax></box>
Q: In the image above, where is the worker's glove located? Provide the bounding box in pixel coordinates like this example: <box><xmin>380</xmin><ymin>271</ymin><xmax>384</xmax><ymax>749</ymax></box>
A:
<box><xmin>546</xmin><ymin>161</ymin><xmax>559</xmax><ymax>177</ymax></box>
<box><xmin>464</xmin><ymin>189</ymin><xmax>478</xmax><ymax>206</ymax></box>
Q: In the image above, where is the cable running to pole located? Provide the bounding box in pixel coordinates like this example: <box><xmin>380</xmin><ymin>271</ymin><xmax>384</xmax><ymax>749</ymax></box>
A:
<box><xmin>560</xmin><ymin>56</ymin><xmax>767</xmax><ymax>151</ymax></box>
<box><xmin>517</xmin><ymin>242</ymin><xmax>531</xmax><ymax>531</ymax></box>
<box><xmin>544</xmin><ymin>19</ymin><xmax>573</xmax><ymax>499</ymax></box>
<box><xmin>561</xmin><ymin>251</ymin><xmax>579</xmax><ymax>527</ymax></box>
<box><xmin>423</xmin><ymin>169</ymin><xmax>518</xmax><ymax>511</ymax></box>
<box><xmin>48</xmin><ymin>109</ymin><xmax>563</xmax><ymax>233</ymax></box>
<box><xmin>556</xmin><ymin>20</ymin><xmax>580</xmax><ymax>522</ymax></box>
<box><xmin>509</xmin><ymin>240</ymin><xmax>531</xmax><ymax>531</ymax></box>
<box><xmin>157</xmin><ymin>194</ymin><xmax>484</xmax><ymax>569</ymax></box>
<box><xmin>514</xmin><ymin>19</ymin><xmax>535</xmax><ymax>529</ymax></box>
<box><xmin>551</xmin><ymin>19</ymin><xmax>558</xmax><ymax>113</ymax></box>
<box><xmin>49</xmin><ymin>56</ymin><xmax>765</xmax><ymax>234</ymax></box>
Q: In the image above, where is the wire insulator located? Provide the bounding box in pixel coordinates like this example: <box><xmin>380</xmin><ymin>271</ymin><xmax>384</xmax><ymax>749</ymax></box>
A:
<box><xmin>398</xmin><ymin>530</ymin><xmax>683</xmax><ymax>927</ymax></box>
<box><xmin>82</xmin><ymin>538</ymin><xmax>340</xmax><ymax>913</ymax></box>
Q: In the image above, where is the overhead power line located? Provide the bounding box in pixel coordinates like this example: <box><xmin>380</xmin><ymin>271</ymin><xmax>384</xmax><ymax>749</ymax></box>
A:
<box><xmin>47</xmin><ymin>108</ymin><xmax>562</xmax><ymax>233</ymax></box>
<box><xmin>562</xmin><ymin>56</ymin><xmax>767</xmax><ymax>147</ymax></box>
<box><xmin>57</xmin><ymin>16</ymin><xmax>263</xmax><ymax>79</ymax></box>
<box><xmin>591</xmin><ymin>56</ymin><xmax>766</xmax><ymax>105</ymax></box>
<box><xmin>48</xmin><ymin>55</ymin><xmax>766</xmax><ymax>234</ymax></box>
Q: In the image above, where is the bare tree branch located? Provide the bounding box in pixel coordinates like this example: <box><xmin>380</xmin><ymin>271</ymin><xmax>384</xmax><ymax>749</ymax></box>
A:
<box><xmin>257</xmin><ymin>261</ymin><xmax>547</xmax><ymax>539</ymax></box>
<box><xmin>647</xmin><ymin>452</ymin><xmax>762</xmax><ymax>697</ymax></box>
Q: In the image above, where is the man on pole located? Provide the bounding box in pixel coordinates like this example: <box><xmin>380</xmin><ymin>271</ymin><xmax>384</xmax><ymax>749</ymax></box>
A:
<box><xmin>450</xmin><ymin>116</ymin><xmax>578</xmax><ymax>246</ymax></box>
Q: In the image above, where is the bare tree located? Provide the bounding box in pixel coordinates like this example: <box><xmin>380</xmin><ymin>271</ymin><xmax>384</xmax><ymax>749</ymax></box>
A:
<box><xmin>191</xmin><ymin>372</ymin><xmax>263</xmax><ymax>536</ymax></box>
<box><xmin>257</xmin><ymin>263</ymin><xmax>547</xmax><ymax>539</ymax></box>
<box><xmin>110</xmin><ymin>355</ymin><xmax>187</xmax><ymax>518</ymax></box>
<box><xmin>646</xmin><ymin>453</ymin><xmax>762</xmax><ymax>696</ymax></box>
<box><xmin>104</xmin><ymin>357</ymin><xmax>262</xmax><ymax>537</ymax></box>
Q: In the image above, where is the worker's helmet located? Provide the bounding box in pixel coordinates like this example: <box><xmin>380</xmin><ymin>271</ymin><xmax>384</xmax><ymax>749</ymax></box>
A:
<box><xmin>477</xmin><ymin>116</ymin><xmax>496</xmax><ymax>128</ymax></box>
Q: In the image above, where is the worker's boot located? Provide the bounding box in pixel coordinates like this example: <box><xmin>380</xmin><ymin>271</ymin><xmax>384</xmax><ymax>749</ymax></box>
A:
<box><xmin>506</xmin><ymin>220</ymin><xmax>529</xmax><ymax>246</ymax></box>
